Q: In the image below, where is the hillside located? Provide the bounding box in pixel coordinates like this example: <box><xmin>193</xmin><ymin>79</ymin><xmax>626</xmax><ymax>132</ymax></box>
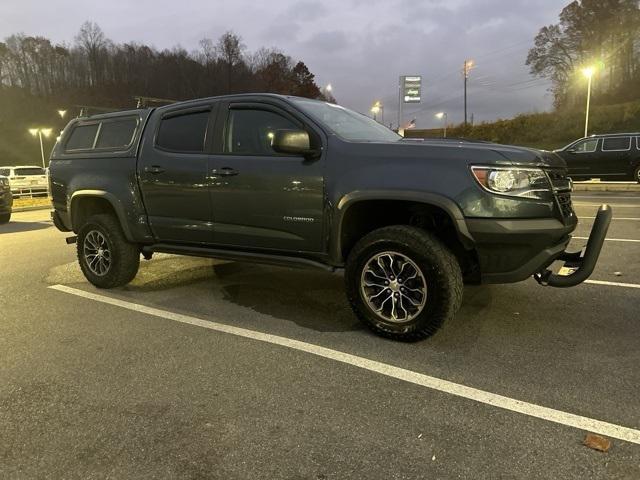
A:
<box><xmin>405</xmin><ymin>100</ymin><xmax>640</xmax><ymax>150</ymax></box>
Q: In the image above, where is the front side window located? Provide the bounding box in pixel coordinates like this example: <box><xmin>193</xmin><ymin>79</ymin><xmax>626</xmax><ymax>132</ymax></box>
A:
<box><xmin>95</xmin><ymin>118</ymin><xmax>138</xmax><ymax>149</ymax></box>
<box><xmin>602</xmin><ymin>136</ymin><xmax>631</xmax><ymax>151</ymax></box>
<box><xmin>225</xmin><ymin>109</ymin><xmax>300</xmax><ymax>155</ymax></box>
<box><xmin>573</xmin><ymin>139</ymin><xmax>598</xmax><ymax>153</ymax></box>
<box><xmin>66</xmin><ymin>124</ymin><xmax>99</xmax><ymax>151</ymax></box>
<box><xmin>156</xmin><ymin>110</ymin><xmax>210</xmax><ymax>153</ymax></box>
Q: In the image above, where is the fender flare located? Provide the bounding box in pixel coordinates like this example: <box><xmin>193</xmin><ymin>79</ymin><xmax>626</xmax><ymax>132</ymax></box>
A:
<box><xmin>331</xmin><ymin>190</ymin><xmax>475</xmax><ymax>263</ymax></box>
<box><xmin>69</xmin><ymin>190</ymin><xmax>135</xmax><ymax>241</ymax></box>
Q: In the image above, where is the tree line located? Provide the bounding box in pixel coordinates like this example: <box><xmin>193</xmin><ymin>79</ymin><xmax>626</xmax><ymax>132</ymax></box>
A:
<box><xmin>0</xmin><ymin>21</ymin><xmax>333</xmax><ymax>110</ymax></box>
<box><xmin>527</xmin><ymin>0</ymin><xmax>640</xmax><ymax>108</ymax></box>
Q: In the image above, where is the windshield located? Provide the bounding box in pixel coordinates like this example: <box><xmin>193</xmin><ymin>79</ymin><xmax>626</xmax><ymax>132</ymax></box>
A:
<box><xmin>292</xmin><ymin>99</ymin><xmax>401</xmax><ymax>142</ymax></box>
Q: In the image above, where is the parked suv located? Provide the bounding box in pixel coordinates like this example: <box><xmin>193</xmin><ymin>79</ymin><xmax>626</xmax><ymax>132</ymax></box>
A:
<box><xmin>0</xmin><ymin>165</ymin><xmax>48</xmax><ymax>195</ymax></box>
<box><xmin>0</xmin><ymin>175</ymin><xmax>13</xmax><ymax>224</ymax></box>
<box><xmin>49</xmin><ymin>94</ymin><xmax>611</xmax><ymax>341</ymax></box>
<box><xmin>555</xmin><ymin>133</ymin><xmax>640</xmax><ymax>183</ymax></box>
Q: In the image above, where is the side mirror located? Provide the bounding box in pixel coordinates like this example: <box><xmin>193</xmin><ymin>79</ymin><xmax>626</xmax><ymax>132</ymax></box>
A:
<box><xmin>272</xmin><ymin>129</ymin><xmax>316</xmax><ymax>157</ymax></box>
<box><xmin>566</xmin><ymin>148</ymin><xmax>576</xmax><ymax>154</ymax></box>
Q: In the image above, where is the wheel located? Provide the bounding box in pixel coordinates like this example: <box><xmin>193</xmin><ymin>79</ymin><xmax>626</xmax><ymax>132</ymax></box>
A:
<box><xmin>0</xmin><ymin>212</ymin><xmax>10</xmax><ymax>224</ymax></box>
<box><xmin>345</xmin><ymin>225</ymin><xmax>463</xmax><ymax>341</ymax></box>
<box><xmin>634</xmin><ymin>166</ymin><xmax>640</xmax><ymax>184</ymax></box>
<box><xmin>77</xmin><ymin>214</ymin><xmax>140</xmax><ymax>288</ymax></box>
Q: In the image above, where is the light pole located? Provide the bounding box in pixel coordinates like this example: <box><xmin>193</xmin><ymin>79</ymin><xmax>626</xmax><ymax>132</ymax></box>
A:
<box><xmin>581</xmin><ymin>67</ymin><xmax>595</xmax><ymax>138</ymax></box>
<box><xmin>29</xmin><ymin>128</ymin><xmax>53</xmax><ymax>168</ymax></box>
<box><xmin>463</xmin><ymin>60</ymin><xmax>474</xmax><ymax>127</ymax></box>
<box><xmin>435</xmin><ymin>112</ymin><xmax>448</xmax><ymax>138</ymax></box>
<box><xmin>371</xmin><ymin>101</ymin><xmax>384</xmax><ymax>124</ymax></box>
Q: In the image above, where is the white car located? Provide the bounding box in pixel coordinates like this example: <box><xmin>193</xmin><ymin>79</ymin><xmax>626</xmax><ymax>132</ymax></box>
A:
<box><xmin>0</xmin><ymin>165</ymin><xmax>48</xmax><ymax>194</ymax></box>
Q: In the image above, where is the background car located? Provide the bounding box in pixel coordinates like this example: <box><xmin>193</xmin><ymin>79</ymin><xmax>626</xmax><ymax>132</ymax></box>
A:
<box><xmin>0</xmin><ymin>165</ymin><xmax>48</xmax><ymax>196</ymax></box>
<box><xmin>0</xmin><ymin>175</ymin><xmax>13</xmax><ymax>224</ymax></box>
<box><xmin>554</xmin><ymin>133</ymin><xmax>640</xmax><ymax>183</ymax></box>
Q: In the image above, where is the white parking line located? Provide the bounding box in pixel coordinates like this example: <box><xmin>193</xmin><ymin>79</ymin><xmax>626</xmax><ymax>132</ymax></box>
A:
<box><xmin>573</xmin><ymin>236</ymin><xmax>640</xmax><ymax>243</ymax></box>
<box><xmin>49</xmin><ymin>284</ymin><xmax>640</xmax><ymax>445</ymax></box>
<box><xmin>585</xmin><ymin>280</ymin><xmax>640</xmax><ymax>289</ymax></box>
<box><xmin>573</xmin><ymin>203</ymin><xmax>640</xmax><ymax>208</ymax></box>
<box><xmin>573</xmin><ymin>195</ymin><xmax>640</xmax><ymax>200</ymax></box>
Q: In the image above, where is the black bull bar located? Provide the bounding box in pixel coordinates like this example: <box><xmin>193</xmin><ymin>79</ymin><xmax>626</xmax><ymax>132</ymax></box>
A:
<box><xmin>534</xmin><ymin>204</ymin><xmax>612</xmax><ymax>288</ymax></box>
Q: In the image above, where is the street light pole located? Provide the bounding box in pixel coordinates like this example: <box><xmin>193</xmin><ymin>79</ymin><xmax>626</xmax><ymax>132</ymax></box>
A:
<box><xmin>29</xmin><ymin>128</ymin><xmax>53</xmax><ymax>168</ymax></box>
<box><xmin>435</xmin><ymin>112</ymin><xmax>448</xmax><ymax>138</ymax></box>
<box><xmin>582</xmin><ymin>67</ymin><xmax>594</xmax><ymax>137</ymax></box>
<box><xmin>463</xmin><ymin>60</ymin><xmax>473</xmax><ymax>127</ymax></box>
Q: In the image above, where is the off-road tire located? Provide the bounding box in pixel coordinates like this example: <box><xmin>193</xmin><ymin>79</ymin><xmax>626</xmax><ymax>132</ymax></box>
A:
<box><xmin>345</xmin><ymin>225</ymin><xmax>463</xmax><ymax>342</ymax></box>
<box><xmin>77</xmin><ymin>214</ymin><xmax>140</xmax><ymax>288</ymax></box>
<box><xmin>0</xmin><ymin>212</ymin><xmax>10</xmax><ymax>224</ymax></box>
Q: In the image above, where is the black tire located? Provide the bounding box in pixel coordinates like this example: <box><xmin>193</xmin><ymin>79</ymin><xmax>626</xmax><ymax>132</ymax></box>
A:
<box><xmin>77</xmin><ymin>214</ymin><xmax>140</xmax><ymax>288</ymax></box>
<box><xmin>345</xmin><ymin>225</ymin><xmax>463</xmax><ymax>342</ymax></box>
<box><xmin>634</xmin><ymin>165</ymin><xmax>640</xmax><ymax>184</ymax></box>
<box><xmin>0</xmin><ymin>212</ymin><xmax>10</xmax><ymax>224</ymax></box>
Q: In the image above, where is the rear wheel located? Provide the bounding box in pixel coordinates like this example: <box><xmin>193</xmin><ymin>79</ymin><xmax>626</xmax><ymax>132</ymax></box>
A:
<box><xmin>77</xmin><ymin>214</ymin><xmax>140</xmax><ymax>288</ymax></box>
<box><xmin>345</xmin><ymin>225</ymin><xmax>463</xmax><ymax>341</ymax></box>
<box><xmin>0</xmin><ymin>212</ymin><xmax>10</xmax><ymax>224</ymax></box>
<box><xmin>634</xmin><ymin>165</ymin><xmax>640</xmax><ymax>184</ymax></box>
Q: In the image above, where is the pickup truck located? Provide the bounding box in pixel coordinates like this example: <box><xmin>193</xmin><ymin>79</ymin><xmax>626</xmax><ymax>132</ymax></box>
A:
<box><xmin>49</xmin><ymin>94</ymin><xmax>611</xmax><ymax>341</ymax></box>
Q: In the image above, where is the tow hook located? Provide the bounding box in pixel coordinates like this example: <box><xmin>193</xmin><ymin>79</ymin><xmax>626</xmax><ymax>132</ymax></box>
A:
<box><xmin>534</xmin><ymin>204</ymin><xmax>612</xmax><ymax>288</ymax></box>
<box><xmin>65</xmin><ymin>235</ymin><xmax>77</xmax><ymax>245</ymax></box>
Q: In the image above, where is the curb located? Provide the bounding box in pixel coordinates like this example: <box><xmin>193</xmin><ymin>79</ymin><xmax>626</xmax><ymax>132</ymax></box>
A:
<box><xmin>573</xmin><ymin>182</ymin><xmax>640</xmax><ymax>192</ymax></box>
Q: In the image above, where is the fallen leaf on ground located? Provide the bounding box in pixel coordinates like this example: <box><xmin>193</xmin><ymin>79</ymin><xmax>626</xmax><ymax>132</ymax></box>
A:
<box><xmin>583</xmin><ymin>433</ymin><xmax>611</xmax><ymax>452</ymax></box>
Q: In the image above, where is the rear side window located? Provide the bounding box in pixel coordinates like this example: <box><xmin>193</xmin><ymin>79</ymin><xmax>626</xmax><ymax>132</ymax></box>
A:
<box><xmin>602</xmin><ymin>136</ymin><xmax>631</xmax><ymax>151</ymax></box>
<box><xmin>66</xmin><ymin>124</ymin><xmax>99</xmax><ymax>151</ymax></box>
<box><xmin>156</xmin><ymin>110</ymin><xmax>210</xmax><ymax>153</ymax></box>
<box><xmin>15</xmin><ymin>167</ymin><xmax>45</xmax><ymax>176</ymax></box>
<box><xmin>95</xmin><ymin>118</ymin><xmax>138</xmax><ymax>149</ymax></box>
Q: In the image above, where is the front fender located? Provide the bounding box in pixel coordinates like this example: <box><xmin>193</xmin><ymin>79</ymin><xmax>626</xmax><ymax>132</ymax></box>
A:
<box><xmin>330</xmin><ymin>190</ymin><xmax>475</xmax><ymax>264</ymax></box>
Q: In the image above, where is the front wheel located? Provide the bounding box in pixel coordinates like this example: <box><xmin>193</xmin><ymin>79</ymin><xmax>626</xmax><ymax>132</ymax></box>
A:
<box><xmin>634</xmin><ymin>166</ymin><xmax>640</xmax><ymax>184</ymax></box>
<box><xmin>0</xmin><ymin>212</ymin><xmax>10</xmax><ymax>224</ymax></box>
<box><xmin>77</xmin><ymin>214</ymin><xmax>140</xmax><ymax>288</ymax></box>
<box><xmin>345</xmin><ymin>225</ymin><xmax>463</xmax><ymax>342</ymax></box>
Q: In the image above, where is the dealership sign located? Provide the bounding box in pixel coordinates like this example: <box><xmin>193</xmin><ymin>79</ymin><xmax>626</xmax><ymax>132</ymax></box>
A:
<box><xmin>402</xmin><ymin>76</ymin><xmax>422</xmax><ymax>103</ymax></box>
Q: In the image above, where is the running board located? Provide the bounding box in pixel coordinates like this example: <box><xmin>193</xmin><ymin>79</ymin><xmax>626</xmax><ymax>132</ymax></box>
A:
<box><xmin>142</xmin><ymin>244</ymin><xmax>338</xmax><ymax>272</ymax></box>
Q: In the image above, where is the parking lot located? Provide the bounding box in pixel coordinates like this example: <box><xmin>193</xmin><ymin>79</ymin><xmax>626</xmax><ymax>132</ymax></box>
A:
<box><xmin>1</xmin><ymin>191</ymin><xmax>639</xmax><ymax>479</ymax></box>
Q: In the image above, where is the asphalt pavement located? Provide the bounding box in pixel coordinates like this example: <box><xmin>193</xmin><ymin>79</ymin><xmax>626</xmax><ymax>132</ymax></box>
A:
<box><xmin>1</xmin><ymin>192</ymin><xmax>639</xmax><ymax>479</ymax></box>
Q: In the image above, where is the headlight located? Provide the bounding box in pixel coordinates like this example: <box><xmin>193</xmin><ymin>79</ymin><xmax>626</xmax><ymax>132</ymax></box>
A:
<box><xmin>471</xmin><ymin>166</ymin><xmax>552</xmax><ymax>200</ymax></box>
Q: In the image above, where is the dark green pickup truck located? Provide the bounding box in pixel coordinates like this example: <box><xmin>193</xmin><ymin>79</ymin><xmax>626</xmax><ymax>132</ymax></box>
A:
<box><xmin>49</xmin><ymin>94</ymin><xmax>611</xmax><ymax>341</ymax></box>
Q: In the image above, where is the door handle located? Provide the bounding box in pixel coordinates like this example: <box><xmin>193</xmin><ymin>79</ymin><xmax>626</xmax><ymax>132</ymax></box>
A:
<box><xmin>214</xmin><ymin>167</ymin><xmax>239</xmax><ymax>177</ymax></box>
<box><xmin>144</xmin><ymin>165</ymin><xmax>165</xmax><ymax>174</ymax></box>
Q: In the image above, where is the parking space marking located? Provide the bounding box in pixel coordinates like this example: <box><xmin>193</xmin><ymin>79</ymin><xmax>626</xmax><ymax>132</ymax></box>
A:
<box><xmin>581</xmin><ymin>217</ymin><xmax>640</xmax><ymax>221</ymax></box>
<box><xmin>585</xmin><ymin>280</ymin><xmax>640</xmax><ymax>289</ymax></box>
<box><xmin>573</xmin><ymin>195</ymin><xmax>640</xmax><ymax>200</ymax></box>
<box><xmin>49</xmin><ymin>284</ymin><xmax>640</xmax><ymax>445</ymax></box>
<box><xmin>573</xmin><ymin>203</ymin><xmax>640</xmax><ymax>208</ymax></box>
<box><xmin>573</xmin><ymin>236</ymin><xmax>640</xmax><ymax>243</ymax></box>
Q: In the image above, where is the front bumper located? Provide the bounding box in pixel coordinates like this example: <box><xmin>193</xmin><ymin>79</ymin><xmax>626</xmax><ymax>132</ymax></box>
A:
<box><xmin>467</xmin><ymin>205</ymin><xmax>611</xmax><ymax>286</ymax></box>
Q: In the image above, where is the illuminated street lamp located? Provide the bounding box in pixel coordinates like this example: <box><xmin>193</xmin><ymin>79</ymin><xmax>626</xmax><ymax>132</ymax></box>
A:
<box><xmin>58</xmin><ymin>109</ymin><xmax>67</xmax><ymax>119</ymax></box>
<box><xmin>371</xmin><ymin>101</ymin><xmax>384</xmax><ymax>123</ymax></box>
<box><xmin>29</xmin><ymin>128</ymin><xmax>53</xmax><ymax>168</ymax></box>
<box><xmin>581</xmin><ymin>66</ymin><xmax>596</xmax><ymax>137</ymax></box>
<box><xmin>325</xmin><ymin>84</ymin><xmax>333</xmax><ymax>93</ymax></box>
<box><xmin>435</xmin><ymin>112</ymin><xmax>448</xmax><ymax>138</ymax></box>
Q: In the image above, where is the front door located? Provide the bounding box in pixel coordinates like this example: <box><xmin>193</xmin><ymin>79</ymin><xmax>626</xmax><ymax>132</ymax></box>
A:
<box><xmin>563</xmin><ymin>137</ymin><xmax>599</xmax><ymax>179</ymax></box>
<box><xmin>208</xmin><ymin>102</ymin><xmax>324</xmax><ymax>253</ymax></box>
<box><xmin>138</xmin><ymin>105</ymin><xmax>215</xmax><ymax>244</ymax></box>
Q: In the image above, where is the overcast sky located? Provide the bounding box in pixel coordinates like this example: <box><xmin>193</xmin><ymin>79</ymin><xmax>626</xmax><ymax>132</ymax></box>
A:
<box><xmin>2</xmin><ymin>0</ymin><xmax>565</xmax><ymax>128</ymax></box>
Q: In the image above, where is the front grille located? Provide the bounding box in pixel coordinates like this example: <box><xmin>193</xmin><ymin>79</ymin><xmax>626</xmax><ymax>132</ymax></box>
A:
<box><xmin>546</xmin><ymin>168</ymin><xmax>574</xmax><ymax>219</ymax></box>
<box><xmin>557</xmin><ymin>192</ymin><xmax>574</xmax><ymax>218</ymax></box>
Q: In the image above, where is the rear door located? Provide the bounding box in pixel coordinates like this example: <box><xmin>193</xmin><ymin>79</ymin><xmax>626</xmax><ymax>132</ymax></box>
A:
<box><xmin>562</xmin><ymin>138</ymin><xmax>599</xmax><ymax>179</ymax></box>
<box><xmin>138</xmin><ymin>103</ymin><xmax>216</xmax><ymax>244</ymax></box>
<box><xmin>599</xmin><ymin>136</ymin><xmax>632</xmax><ymax>179</ymax></box>
<box><xmin>208</xmin><ymin>101</ymin><xmax>325</xmax><ymax>252</ymax></box>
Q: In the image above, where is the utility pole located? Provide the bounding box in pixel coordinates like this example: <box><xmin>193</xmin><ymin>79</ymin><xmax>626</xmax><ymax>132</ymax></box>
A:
<box><xmin>463</xmin><ymin>60</ymin><xmax>474</xmax><ymax>127</ymax></box>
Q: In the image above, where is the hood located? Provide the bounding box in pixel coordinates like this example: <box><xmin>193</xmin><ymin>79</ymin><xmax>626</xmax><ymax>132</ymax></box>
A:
<box><xmin>341</xmin><ymin>138</ymin><xmax>567</xmax><ymax>169</ymax></box>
